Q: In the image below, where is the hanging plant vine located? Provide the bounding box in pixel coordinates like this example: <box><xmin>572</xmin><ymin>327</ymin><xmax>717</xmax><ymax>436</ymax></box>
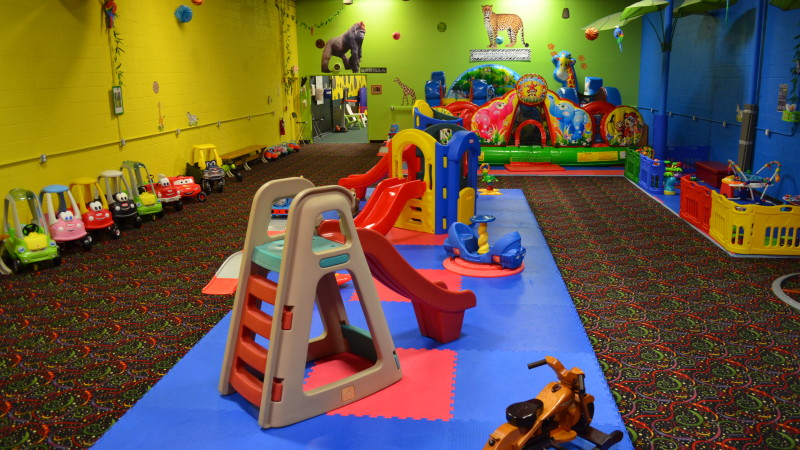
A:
<box><xmin>111</xmin><ymin>29</ymin><xmax>124</xmax><ymax>86</ymax></box>
<box><xmin>275</xmin><ymin>0</ymin><xmax>343</xmax><ymax>35</ymax></box>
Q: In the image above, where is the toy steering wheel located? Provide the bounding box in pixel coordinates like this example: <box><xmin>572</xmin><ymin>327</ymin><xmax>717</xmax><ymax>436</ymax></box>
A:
<box><xmin>22</xmin><ymin>224</ymin><xmax>40</xmax><ymax>236</ymax></box>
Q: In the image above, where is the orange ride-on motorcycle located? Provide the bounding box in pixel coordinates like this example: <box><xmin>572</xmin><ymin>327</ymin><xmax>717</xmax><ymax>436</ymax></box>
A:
<box><xmin>483</xmin><ymin>356</ymin><xmax>624</xmax><ymax>450</ymax></box>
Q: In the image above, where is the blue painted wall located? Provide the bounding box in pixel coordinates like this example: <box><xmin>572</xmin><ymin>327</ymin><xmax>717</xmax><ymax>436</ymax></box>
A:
<box><xmin>637</xmin><ymin>1</ymin><xmax>800</xmax><ymax>200</ymax></box>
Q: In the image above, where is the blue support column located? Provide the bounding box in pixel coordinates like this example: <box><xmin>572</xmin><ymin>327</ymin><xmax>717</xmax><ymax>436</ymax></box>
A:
<box><xmin>653</xmin><ymin>0</ymin><xmax>674</xmax><ymax>161</ymax></box>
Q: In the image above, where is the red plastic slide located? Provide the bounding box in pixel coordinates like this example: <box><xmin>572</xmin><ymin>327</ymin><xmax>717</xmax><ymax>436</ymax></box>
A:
<box><xmin>357</xmin><ymin>228</ymin><xmax>476</xmax><ymax>343</ymax></box>
<box><xmin>319</xmin><ymin>178</ymin><xmax>426</xmax><ymax>237</ymax></box>
<box><xmin>338</xmin><ymin>145</ymin><xmax>421</xmax><ymax>200</ymax></box>
<box><xmin>338</xmin><ymin>153</ymin><xmax>390</xmax><ymax>200</ymax></box>
<box><xmin>354</xmin><ymin>178</ymin><xmax>426</xmax><ymax>235</ymax></box>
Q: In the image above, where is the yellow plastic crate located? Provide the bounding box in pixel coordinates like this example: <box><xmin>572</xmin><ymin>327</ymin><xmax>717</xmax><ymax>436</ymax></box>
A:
<box><xmin>709</xmin><ymin>191</ymin><xmax>800</xmax><ymax>255</ymax></box>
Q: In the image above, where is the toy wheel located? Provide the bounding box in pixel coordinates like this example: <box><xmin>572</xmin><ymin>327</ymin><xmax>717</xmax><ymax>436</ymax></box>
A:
<box><xmin>110</xmin><ymin>225</ymin><xmax>122</xmax><ymax>239</ymax></box>
<box><xmin>81</xmin><ymin>236</ymin><xmax>93</xmax><ymax>251</ymax></box>
<box><xmin>174</xmin><ymin>201</ymin><xmax>184</xmax><ymax>212</ymax></box>
<box><xmin>197</xmin><ymin>192</ymin><xmax>207</xmax><ymax>202</ymax></box>
<box><xmin>52</xmin><ymin>255</ymin><xmax>62</xmax><ymax>267</ymax></box>
<box><xmin>12</xmin><ymin>258</ymin><xmax>23</xmax><ymax>274</ymax></box>
<box><xmin>234</xmin><ymin>171</ymin><xmax>243</xmax><ymax>182</ymax></box>
<box><xmin>133</xmin><ymin>216</ymin><xmax>143</xmax><ymax>229</ymax></box>
<box><xmin>156</xmin><ymin>209</ymin><xmax>165</xmax><ymax>219</ymax></box>
<box><xmin>201</xmin><ymin>179</ymin><xmax>212</xmax><ymax>194</ymax></box>
<box><xmin>216</xmin><ymin>179</ymin><xmax>225</xmax><ymax>193</ymax></box>
<box><xmin>57</xmin><ymin>242</ymin><xmax>66</xmax><ymax>253</ymax></box>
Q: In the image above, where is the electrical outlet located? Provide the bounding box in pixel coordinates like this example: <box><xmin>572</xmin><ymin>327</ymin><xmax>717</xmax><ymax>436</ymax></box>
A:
<box><xmin>40</xmin><ymin>154</ymin><xmax>47</xmax><ymax>164</ymax></box>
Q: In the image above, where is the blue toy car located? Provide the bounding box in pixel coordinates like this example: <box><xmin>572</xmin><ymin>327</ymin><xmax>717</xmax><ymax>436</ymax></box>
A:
<box><xmin>443</xmin><ymin>222</ymin><xmax>526</xmax><ymax>270</ymax></box>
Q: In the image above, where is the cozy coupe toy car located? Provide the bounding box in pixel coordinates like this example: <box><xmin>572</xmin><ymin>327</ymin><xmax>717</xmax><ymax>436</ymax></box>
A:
<box><xmin>2</xmin><ymin>188</ymin><xmax>60</xmax><ymax>273</ymax></box>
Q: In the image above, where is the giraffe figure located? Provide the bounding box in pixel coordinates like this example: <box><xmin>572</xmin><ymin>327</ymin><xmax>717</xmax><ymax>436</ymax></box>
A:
<box><xmin>394</xmin><ymin>78</ymin><xmax>416</xmax><ymax>106</ymax></box>
<box><xmin>551</xmin><ymin>50</ymin><xmax>577</xmax><ymax>89</ymax></box>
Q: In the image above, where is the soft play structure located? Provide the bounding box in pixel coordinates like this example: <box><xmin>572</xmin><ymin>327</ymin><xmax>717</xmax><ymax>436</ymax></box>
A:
<box><xmin>339</xmin><ymin>127</ymin><xmax>482</xmax><ymax>235</ymax></box>
<box><xmin>218</xmin><ymin>178</ymin><xmax>475</xmax><ymax>428</ymax></box>
<box><xmin>412</xmin><ymin>64</ymin><xmax>646</xmax><ymax>166</ymax></box>
<box><xmin>413</xmin><ymin>72</ymin><xmax>645</xmax><ymax>167</ymax></box>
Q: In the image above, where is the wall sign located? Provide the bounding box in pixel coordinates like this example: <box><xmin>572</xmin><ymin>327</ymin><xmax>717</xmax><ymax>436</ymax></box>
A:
<box><xmin>360</xmin><ymin>67</ymin><xmax>387</xmax><ymax>73</ymax></box>
<box><xmin>470</xmin><ymin>49</ymin><xmax>530</xmax><ymax>62</ymax></box>
<box><xmin>777</xmin><ymin>83</ymin><xmax>788</xmax><ymax>111</ymax></box>
<box><xmin>112</xmin><ymin>86</ymin><xmax>124</xmax><ymax>115</ymax></box>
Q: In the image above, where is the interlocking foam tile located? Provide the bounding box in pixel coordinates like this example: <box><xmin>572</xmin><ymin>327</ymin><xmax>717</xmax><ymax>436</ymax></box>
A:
<box><xmin>348</xmin><ymin>269</ymin><xmax>462</xmax><ymax>303</ymax></box>
<box><xmin>386</xmin><ymin>227</ymin><xmax>448</xmax><ymax>246</ymax></box>
<box><xmin>303</xmin><ymin>348</ymin><xmax>457</xmax><ymax>421</ymax></box>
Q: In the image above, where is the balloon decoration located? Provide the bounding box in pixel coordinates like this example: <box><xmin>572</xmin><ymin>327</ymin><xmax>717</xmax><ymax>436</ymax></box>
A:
<box><xmin>175</xmin><ymin>5</ymin><xmax>193</xmax><ymax>23</ymax></box>
<box><xmin>585</xmin><ymin>27</ymin><xmax>599</xmax><ymax>41</ymax></box>
<box><xmin>393</xmin><ymin>32</ymin><xmax>401</xmax><ymax>40</ymax></box>
<box><xmin>613</xmin><ymin>26</ymin><xmax>624</xmax><ymax>53</ymax></box>
<box><xmin>192</xmin><ymin>0</ymin><xmax>204</xmax><ymax>4</ymax></box>
<box><xmin>496</xmin><ymin>36</ymin><xmax>504</xmax><ymax>45</ymax></box>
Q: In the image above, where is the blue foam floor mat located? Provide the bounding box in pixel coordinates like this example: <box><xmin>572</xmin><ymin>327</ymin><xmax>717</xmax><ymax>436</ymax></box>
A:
<box><xmin>93</xmin><ymin>189</ymin><xmax>634</xmax><ymax>449</ymax></box>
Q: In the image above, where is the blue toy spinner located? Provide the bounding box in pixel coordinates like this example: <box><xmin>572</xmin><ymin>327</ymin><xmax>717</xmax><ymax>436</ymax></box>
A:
<box><xmin>443</xmin><ymin>221</ymin><xmax>525</xmax><ymax>270</ymax></box>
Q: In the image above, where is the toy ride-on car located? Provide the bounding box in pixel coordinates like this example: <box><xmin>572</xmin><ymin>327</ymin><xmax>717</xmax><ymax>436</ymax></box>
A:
<box><xmin>168</xmin><ymin>175</ymin><xmax>207</xmax><ymax>203</ymax></box>
<box><xmin>2</xmin><ymin>188</ymin><xmax>60</xmax><ymax>273</ymax></box>
<box><xmin>98</xmin><ymin>169</ymin><xmax>143</xmax><ymax>229</ymax></box>
<box><xmin>142</xmin><ymin>173</ymin><xmax>184</xmax><ymax>212</ymax></box>
<box><xmin>39</xmin><ymin>184</ymin><xmax>92</xmax><ymax>252</ymax></box>
<box><xmin>444</xmin><ymin>216</ymin><xmax>526</xmax><ymax>270</ymax></box>
<box><xmin>120</xmin><ymin>160</ymin><xmax>166</xmax><ymax>220</ymax></box>
<box><xmin>186</xmin><ymin>144</ymin><xmax>225</xmax><ymax>195</ymax></box>
<box><xmin>69</xmin><ymin>177</ymin><xmax>122</xmax><ymax>239</ymax></box>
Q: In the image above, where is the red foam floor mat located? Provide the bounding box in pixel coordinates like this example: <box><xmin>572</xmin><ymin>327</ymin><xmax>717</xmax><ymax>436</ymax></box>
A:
<box><xmin>303</xmin><ymin>348</ymin><xmax>457</xmax><ymax>421</ymax></box>
<box><xmin>385</xmin><ymin>227</ymin><xmax>447</xmax><ymax>246</ymax></box>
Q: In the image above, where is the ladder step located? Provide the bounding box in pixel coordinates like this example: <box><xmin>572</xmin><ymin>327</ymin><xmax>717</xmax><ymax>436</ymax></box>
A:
<box><xmin>242</xmin><ymin>304</ymin><xmax>273</xmax><ymax>337</ymax></box>
<box><xmin>230</xmin><ymin>361</ymin><xmax>264</xmax><ymax>407</ymax></box>
<box><xmin>234</xmin><ymin>335</ymin><xmax>268</xmax><ymax>372</ymax></box>
<box><xmin>246</xmin><ymin>275</ymin><xmax>278</xmax><ymax>305</ymax></box>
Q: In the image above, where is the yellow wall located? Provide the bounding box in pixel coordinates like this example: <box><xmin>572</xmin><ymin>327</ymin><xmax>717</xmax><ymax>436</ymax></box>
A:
<box><xmin>0</xmin><ymin>0</ymin><xmax>299</xmax><ymax>198</ymax></box>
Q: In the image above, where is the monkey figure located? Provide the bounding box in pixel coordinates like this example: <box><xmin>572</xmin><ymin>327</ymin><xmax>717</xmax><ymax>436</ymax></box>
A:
<box><xmin>321</xmin><ymin>22</ymin><xmax>366</xmax><ymax>73</ymax></box>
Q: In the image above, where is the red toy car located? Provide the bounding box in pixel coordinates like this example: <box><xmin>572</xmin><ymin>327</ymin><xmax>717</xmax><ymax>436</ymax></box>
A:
<box><xmin>169</xmin><ymin>175</ymin><xmax>207</xmax><ymax>203</ymax></box>
<box><xmin>143</xmin><ymin>174</ymin><xmax>184</xmax><ymax>211</ymax></box>
<box><xmin>69</xmin><ymin>177</ymin><xmax>122</xmax><ymax>239</ymax></box>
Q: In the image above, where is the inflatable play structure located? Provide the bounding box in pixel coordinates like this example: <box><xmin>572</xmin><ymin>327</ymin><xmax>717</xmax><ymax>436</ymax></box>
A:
<box><xmin>417</xmin><ymin>63</ymin><xmax>644</xmax><ymax>166</ymax></box>
<box><xmin>217</xmin><ymin>178</ymin><xmax>476</xmax><ymax>428</ymax></box>
<box><xmin>339</xmin><ymin>127</ymin><xmax>482</xmax><ymax>235</ymax></box>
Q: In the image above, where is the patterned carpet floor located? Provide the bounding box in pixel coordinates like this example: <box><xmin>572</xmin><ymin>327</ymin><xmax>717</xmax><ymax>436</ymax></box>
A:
<box><xmin>0</xmin><ymin>144</ymin><xmax>798</xmax><ymax>448</ymax></box>
<box><xmin>494</xmin><ymin>176</ymin><xmax>800</xmax><ymax>448</ymax></box>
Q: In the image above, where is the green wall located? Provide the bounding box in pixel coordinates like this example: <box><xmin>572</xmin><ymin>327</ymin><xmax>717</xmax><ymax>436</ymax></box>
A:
<box><xmin>297</xmin><ymin>0</ymin><xmax>642</xmax><ymax>141</ymax></box>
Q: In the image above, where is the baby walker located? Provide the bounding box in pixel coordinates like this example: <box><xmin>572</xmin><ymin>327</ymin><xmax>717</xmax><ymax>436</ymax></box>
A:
<box><xmin>726</xmin><ymin>160</ymin><xmax>781</xmax><ymax>205</ymax></box>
